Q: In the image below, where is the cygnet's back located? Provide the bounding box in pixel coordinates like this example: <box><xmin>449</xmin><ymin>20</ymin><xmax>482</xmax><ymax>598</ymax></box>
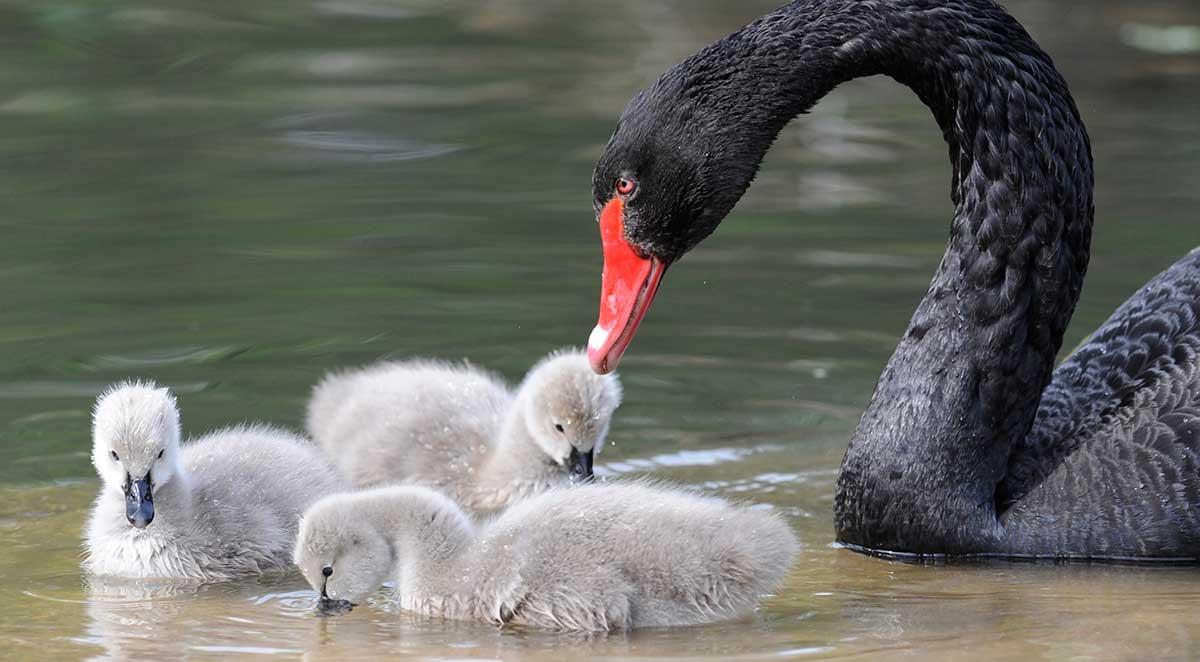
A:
<box><xmin>182</xmin><ymin>425</ymin><xmax>341</xmax><ymax>561</ymax></box>
<box><xmin>307</xmin><ymin>360</ymin><xmax>510</xmax><ymax>494</ymax></box>
<box><xmin>463</xmin><ymin>482</ymin><xmax>798</xmax><ymax>629</ymax></box>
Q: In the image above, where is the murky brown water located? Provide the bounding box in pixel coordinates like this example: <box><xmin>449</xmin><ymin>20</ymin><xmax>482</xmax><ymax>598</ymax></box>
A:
<box><xmin>1</xmin><ymin>0</ymin><xmax>1198</xmax><ymax>659</ymax></box>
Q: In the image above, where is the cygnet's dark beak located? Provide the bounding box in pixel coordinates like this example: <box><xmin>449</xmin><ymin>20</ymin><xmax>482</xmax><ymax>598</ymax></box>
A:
<box><xmin>317</xmin><ymin>597</ymin><xmax>354</xmax><ymax>616</ymax></box>
<box><xmin>316</xmin><ymin>566</ymin><xmax>353</xmax><ymax>615</ymax></box>
<box><xmin>123</xmin><ymin>474</ymin><xmax>154</xmax><ymax>528</ymax></box>
<box><xmin>567</xmin><ymin>447</ymin><xmax>594</xmax><ymax>482</ymax></box>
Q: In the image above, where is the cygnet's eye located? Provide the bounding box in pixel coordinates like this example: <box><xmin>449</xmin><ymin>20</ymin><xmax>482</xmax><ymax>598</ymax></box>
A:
<box><xmin>554</xmin><ymin>423</ymin><xmax>565</xmax><ymax>433</ymax></box>
<box><xmin>157</xmin><ymin>449</ymin><xmax>164</xmax><ymax>460</ymax></box>
<box><xmin>322</xmin><ymin>565</ymin><xmax>334</xmax><ymax>578</ymax></box>
<box><xmin>110</xmin><ymin>450</ymin><xmax>119</xmax><ymax>462</ymax></box>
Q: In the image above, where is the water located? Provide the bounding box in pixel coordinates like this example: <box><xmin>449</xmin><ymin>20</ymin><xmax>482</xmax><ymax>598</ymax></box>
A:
<box><xmin>1</xmin><ymin>0</ymin><xmax>1199</xmax><ymax>658</ymax></box>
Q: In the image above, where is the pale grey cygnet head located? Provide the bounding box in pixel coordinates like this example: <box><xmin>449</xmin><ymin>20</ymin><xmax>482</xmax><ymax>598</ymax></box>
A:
<box><xmin>91</xmin><ymin>381</ymin><xmax>184</xmax><ymax>529</ymax></box>
<box><xmin>518</xmin><ymin>349</ymin><xmax>623</xmax><ymax>481</ymax></box>
<box><xmin>294</xmin><ymin>497</ymin><xmax>393</xmax><ymax>608</ymax></box>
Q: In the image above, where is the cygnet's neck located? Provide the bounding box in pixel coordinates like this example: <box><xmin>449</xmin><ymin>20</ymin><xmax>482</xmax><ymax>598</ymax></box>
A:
<box><xmin>156</xmin><ymin>445</ymin><xmax>193</xmax><ymax>503</ymax></box>
<box><xmin>361</xmin><ymin>488</ymin><xmax>475</xmax><ymax>573</ymax></box>
<box><xmin>483</xmin><ymin>391</ymin><xmax>556</xmax><ymax>487</ymax></box>
<box><xmin>164</xmin><ymin>464</ymin><xmax>193</xmax><ymax>501</ymax></box>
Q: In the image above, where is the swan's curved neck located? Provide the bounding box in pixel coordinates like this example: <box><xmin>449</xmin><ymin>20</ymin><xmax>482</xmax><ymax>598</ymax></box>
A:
<box><xmin>701</xmin><ymin>0</ymin><xmax>1093</xmax><ymax>551</ymax></box>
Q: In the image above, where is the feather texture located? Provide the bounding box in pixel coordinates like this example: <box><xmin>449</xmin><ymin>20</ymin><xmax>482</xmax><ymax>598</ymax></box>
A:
<box><xmin>84</xmin><ymin>383</ymin><xmax>344</xmax><ymax>580</ymax></box>
<box><xmin>590</xmin><ymin>0</ymin><xmax>1200</xmax><ymax>558</ymax></box>
<box><xmin>294</xmin><ymin>481</ymin><xmax>798</xmax><ymax>631</ymax></box>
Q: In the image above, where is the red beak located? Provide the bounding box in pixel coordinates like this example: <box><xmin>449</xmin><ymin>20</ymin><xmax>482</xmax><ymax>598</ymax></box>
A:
<box><xmin>587</xmin><ymin>198</ymin><xmax>667</xmax><ymax>374</ymax></box>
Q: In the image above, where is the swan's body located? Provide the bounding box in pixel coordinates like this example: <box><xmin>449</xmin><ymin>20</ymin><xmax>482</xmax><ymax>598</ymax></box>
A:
<box><xmin>84</xmin><ymin>382</ymin><xmax>343</xmax><ymax>580</ymax></box>
<box><xmin>996</xmin><ymin>251</ymin><xmax>1200</xmax><ymax>558</ymax></box>
<box><xmin>586</xmin><ymin>0</ymin><xmax>1200</xmax><ymax>559</ymax></box>
<box><xmin>294</xmin><ymin>482</ymin><xmax>798</xmax><ymax>631</ymax></box>
<box><xmin>307</xmin><ymin>350</ymin><xmax>621</xmax><ymax>515</ymax></box>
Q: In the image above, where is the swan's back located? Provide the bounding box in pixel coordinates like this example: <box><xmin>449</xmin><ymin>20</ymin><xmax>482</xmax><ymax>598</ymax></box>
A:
<box><xmin>1001</xmin><ymin>249</ymin><xmax>1200</xmax><ymax>557</ymax></box>
<box><xmin>468</xmin><ymin>482</ymin><xmax>798</xmax><ymax>629</ymax></box>
<box><xmin>307</xmin><ymin>360</ymin><xmax>511</xmax><ymax>490</ymax></box>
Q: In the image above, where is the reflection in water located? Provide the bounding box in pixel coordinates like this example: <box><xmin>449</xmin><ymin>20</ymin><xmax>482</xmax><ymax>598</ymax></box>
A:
<box><xmin>70</xmin><ymin>552</ymin><xmax>1200</xmax><ymax>660</ymax></box>
<box><xmin>76</xmin><ymin>572</ymin><xmax>799</xmax><ymax>660</ymax></box>
<box><xmin>22</xmin><ymin>474</ymin><xmax>1200</xmax><ymax>661</ymax></box>
<box><xmin>0</xmin><ymin>0</ymin><xmax>1198</xmax><ymax>659</ymax></box>
<box><xmin>81</xmin><ymin>579</ymin><xmax>312</xmax><ymax>660</ymax></box>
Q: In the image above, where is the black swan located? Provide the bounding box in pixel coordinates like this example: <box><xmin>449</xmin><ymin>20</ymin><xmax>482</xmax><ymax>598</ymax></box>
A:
<box><xmin>586</xmin><ymin>0</ymin><xmax>1200</xmax><ymax>560</ymax></box>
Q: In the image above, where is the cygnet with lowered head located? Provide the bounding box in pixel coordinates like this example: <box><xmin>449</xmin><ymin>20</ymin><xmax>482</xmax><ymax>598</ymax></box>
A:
<box><xmin>294</xmin><ymin>482</ymin><xmax>799</xmax><ymax>632</ymax></box>
<box><xmin>84</xmin><ymin>381</ymin><xmax>343</xmax><ymax>581</ymax></box>
<box><xmin>307</xmin><ymin>349</ymin><xmax>621</xmax><ymax>515</ymax></box>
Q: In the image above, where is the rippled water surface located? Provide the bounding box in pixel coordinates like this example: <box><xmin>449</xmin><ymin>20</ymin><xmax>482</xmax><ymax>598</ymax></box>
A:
<box><xmin>2</xmin><ymin>0</ymin><xmax>1199</xmax><ymax>659</ymax></box>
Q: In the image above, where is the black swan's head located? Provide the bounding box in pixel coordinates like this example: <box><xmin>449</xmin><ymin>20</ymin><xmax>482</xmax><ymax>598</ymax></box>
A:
<box><xmin>588</xmin><ymin>55</ymin><xmax>784</xmax><ymax>374</ymax></box>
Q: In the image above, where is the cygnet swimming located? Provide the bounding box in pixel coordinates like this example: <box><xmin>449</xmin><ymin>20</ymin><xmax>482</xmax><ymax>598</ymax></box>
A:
<box><xmin>83</xmin><ymin>381</ymin><xmax>343</xmax><ymax>581</ymax></box>
<box><xmin>294</xmin><ymin>481</ymin><xmax>798</xmax><ymax>631</ymax></box>
<box><xmin>306</xmin><ymin>349</ymin><xmax>621</xmax><ymax>514</ymax></box>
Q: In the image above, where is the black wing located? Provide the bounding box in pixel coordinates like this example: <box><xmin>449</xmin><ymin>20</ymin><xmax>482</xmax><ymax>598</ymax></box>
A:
<box><xmin>1000</xmin><ymin>248</ymin><xmax>1200</xmax><ymax>558</ymax></box>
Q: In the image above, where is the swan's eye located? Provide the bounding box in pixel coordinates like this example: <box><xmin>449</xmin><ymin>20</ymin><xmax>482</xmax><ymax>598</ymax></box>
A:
<box><xmin>322</xmin><ymin>565</ymin><xmax>333</xmax><ymax>578</ymax></box>
<box><xmin>157</xmin><ymin>449</ymin><xmax>164</xmax><ymax>459</ymax></box>
<box><xmin>554</xmin><ymin>423</ymin><xmax>565</xmax><ymax>433</ymax></box>
<box><xmin>615</xmin><ymin>177</ymin><xmax>637</xmax><ymax>196</ymax></box>
<box><xmin>110</xmin><ymin>450</ymin><xmax>119</xmax><ymax>462</ymax></box>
